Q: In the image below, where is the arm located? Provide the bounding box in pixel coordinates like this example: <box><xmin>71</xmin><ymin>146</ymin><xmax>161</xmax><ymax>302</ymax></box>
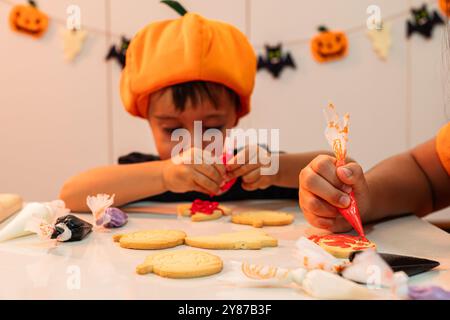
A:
<box><xmin>59</xmin><ymin>161</ymin><xmax>167</xmax><ymax>212</ymax></box>
<box><xmin>299</xmin><ymin>138</ymin><xmax>450</xmax><ymax>232</ymax></box>
<box><xmin>366</xmin><ymin>138</ymin><xmax>450</xmax><ymax>220</ymax></box>
<box><xmin>226</xmin><ymin>148</ymin><xmax>333</xmax><ymax>191</ymax></box>
<box><xmin>274</xmin><ymin>151</ymin><xmax>333</xmax><ymax>188</ymax></box>
<box><xmin>60</xmin><ymin>147</ymin><xmax>228</xmax><ymax>212</ymax></box>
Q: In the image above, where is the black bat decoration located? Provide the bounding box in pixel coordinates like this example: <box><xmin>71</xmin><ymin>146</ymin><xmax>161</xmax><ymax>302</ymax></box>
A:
<box><xmin>257</xmin><ymin>44</ymin><xmax>296</xmax><ymax>79</ymax></box>
<box><xmin>106</xmin><ymin>36</ymin><xmax>131</xmax><ymax>69</ymax></box>
<box><xmin>407</xmin><ymin>4</ymin><xmax>444</xmax><ymax>39</ymax></box>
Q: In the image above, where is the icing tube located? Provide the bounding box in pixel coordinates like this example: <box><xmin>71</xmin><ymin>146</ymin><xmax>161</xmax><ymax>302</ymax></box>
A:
<box><xmin>342</xmin><ymin>249</ymin><xmax>395</xmax><ymax>287</ymax></box>
<box><xmin>324</xmin><ymin>103</ymin><xmax>365</xmax><ymax>238</ymax></box>
<box><xmin>0</xmin><ymin>202</ymin><xmax>58</xmax><ymax>242</ymax></box>
<box><xmin>408</xmin><ymin>286</ymin><xmax>450</xmax><ymax>300</ymax></box>
<box><xmin>218</xmin><ymin>261</ymin><xmax>307</xmax><ymax>287</ymax></box>
<box><xmin>25</xmin><ymin>214</ymin><xmax>92</xmax><ymax>244</ymax></box>
<box><xmin>224</xmin><ymin>261</ymin><xmax>382</xmax><ymax>299</ymax></box>
<box><xmin>302</xmin><ymin>269</ymin><xmax>379</xmax><ymax>299</ymax></box>
<box><xmin>86</xmin><ymin>194</ymin><xmax>128</xmax><ymax>228</ymax></box>
<box><xmin>209</xmin><ymin>140</ymin><xmax>237</xmax><ymax>197</ymax></box>
<box><xmin>295</xmin><ymin>237</ymin><xmax>347</xmax><ymax>273</ymax></box>
<box><xmin>220</xmin><ymin>149</ymin><xmax>237</xmax><ymax>193</ymax></box>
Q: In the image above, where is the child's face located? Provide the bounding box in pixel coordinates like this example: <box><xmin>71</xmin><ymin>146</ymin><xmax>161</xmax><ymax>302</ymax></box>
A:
<box><xmin>147</xmin><ymin>89</ymin><xmax>238</xmax><ymax>160</ymax></box>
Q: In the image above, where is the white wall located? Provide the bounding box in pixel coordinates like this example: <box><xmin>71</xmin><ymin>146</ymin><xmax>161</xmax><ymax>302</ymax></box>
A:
<box><xmin>0</xmin><ymin>0</ymin><xmax>448</xmax><ymax>204</ymax></box>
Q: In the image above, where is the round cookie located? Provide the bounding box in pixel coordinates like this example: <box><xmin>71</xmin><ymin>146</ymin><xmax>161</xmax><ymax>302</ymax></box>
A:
<box><xmin>136</xmin><ymin>250</ymin><xmax>223</xmax><ymax>278</ymax></box>
<box><xmin>309</xmin><ymin>234</ymin><xmax>376</xmax><ymax>259</ymax></box>
<box><xmin>231</xmin><ymin>211</ymin><xmax>294</xmax><ymax>228</ymax></box>
<box><xmin>113</xmin><ymin>230</ymin><xmax>186</xmax><ymax>250</ymax></box>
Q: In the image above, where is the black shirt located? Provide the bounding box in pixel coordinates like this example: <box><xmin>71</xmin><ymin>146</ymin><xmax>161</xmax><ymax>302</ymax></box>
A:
<box><xmin>119</xmin><ymin>152</ymin><xmax>299</xmax><ymax>203</ymax></box>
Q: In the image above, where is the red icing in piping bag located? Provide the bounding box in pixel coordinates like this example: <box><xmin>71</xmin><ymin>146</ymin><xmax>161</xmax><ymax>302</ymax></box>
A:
<box><xmin>220</xmin><ymin>152</ymin><xmax>237</xmax><ymax>193</ymax></box>
<box><xmin>325</xmin><ymin>104</ymin><xmax>365</xmax><ymax>238</ymax></box>
<box><xmin>335</xmin><ymin>146</ymin><xmax>365</xmax><ymax>238</ymax></box>
<box><xmin>209</xmin><ymin>149</ymin><xmax>237</xmax><ymax>197</ymax></box>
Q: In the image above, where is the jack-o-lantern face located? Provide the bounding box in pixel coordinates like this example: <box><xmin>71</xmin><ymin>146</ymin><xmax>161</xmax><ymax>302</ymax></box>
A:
<box><xmin>440</xmin><ymin>0</ymin><xmax>450</xmax><ymax>17</ymax></box>
<box><xmin>9</xmin><ymin>0</ymin><xmax>49</xmax><ymax>38</ymax></box>
<box><xmin>311</xmin><ymin>26</ymin><xmax>348</xmax><ymax>63</ymax></box>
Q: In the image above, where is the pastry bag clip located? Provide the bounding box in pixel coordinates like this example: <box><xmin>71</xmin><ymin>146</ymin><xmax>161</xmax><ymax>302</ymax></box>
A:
<box><xmin>324</xmin><ymin>103</ymin><xmax>365</xmax><ymax>238</ymax></box>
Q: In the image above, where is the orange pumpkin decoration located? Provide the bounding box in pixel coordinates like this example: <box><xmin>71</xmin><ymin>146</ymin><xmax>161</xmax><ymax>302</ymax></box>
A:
<box><xmin>9</xmin><ymin>0</ymin><xmax>49</xmax><ymax>39</ymax></box>
<box><xmin>311</xmin><ymin>26</ymin><xmax>348</xmax><ymax>63</ymax></box>
<box><xmin>439</xmin><ymin>0</ymin><xmax>450</xmax><ymax>17</ymax></box>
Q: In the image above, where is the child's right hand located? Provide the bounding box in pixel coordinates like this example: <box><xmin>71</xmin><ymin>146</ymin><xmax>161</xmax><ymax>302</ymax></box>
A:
<box><xmin>299</xmin><ymin>155</ymin><xmax>371</xmax><ymax>232</ymax></box>
<box><xmin>162</xmin><ymin>147</ymin><xmax>226</xmax><ymax>195</ymax></box>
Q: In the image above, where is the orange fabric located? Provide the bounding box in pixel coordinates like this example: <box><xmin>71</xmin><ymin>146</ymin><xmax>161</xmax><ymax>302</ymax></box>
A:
<box><xmin>120</xmin><ymin>13</ymin><xmax>257</xmax><ymax>120</ymax></box>
<box><xmin>436</xmin><ymin>122</ymin><xmax>450</xmax><ymax>175</ymax></box>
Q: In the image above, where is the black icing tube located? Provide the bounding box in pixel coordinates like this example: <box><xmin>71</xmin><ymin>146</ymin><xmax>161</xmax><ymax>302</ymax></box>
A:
<box><xmin>349</xmin><ymin>251</ymin><xmax>440</xmax><ymax>277</ymax></box>
<box><xmin>51</xmin><ymin>215</ymin><xmax>93</xmax><ymax>242</ymax></box>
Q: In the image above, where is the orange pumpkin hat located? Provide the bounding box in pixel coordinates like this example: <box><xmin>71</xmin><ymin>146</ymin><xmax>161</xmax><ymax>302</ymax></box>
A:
<box><xmin>120</xmin><ymin>13</ymin><xmax>257</xmax><ymax>120</ymax></box>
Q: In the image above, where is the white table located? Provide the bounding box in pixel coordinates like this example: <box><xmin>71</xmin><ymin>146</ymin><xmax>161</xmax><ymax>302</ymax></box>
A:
<box><xmin>0</xmin><ymin>200</ymin><xmax>449</xmax><ymax>300</ymax></box>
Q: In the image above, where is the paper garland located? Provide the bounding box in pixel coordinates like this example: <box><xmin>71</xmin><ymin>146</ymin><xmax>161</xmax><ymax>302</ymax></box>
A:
<box><xmin>257</xmin><ymin>44</ymin><xmax>296</xmax><ymax>78</ymax></box>
<box><xmin>310</xmin><ymin>26</ymin><xmax>349</xmax><ymax>63</ymax></box>
<box><xmin>367</xmin><ymin>22</ymin><xmax>392</xmax><ymax>60</ymax></box>
<box><xmin>9</xmin><ymin>0</ymin><xmax>49</xmax><ymax>39</ymax></box>
<box><xmin>2</xmin><ymin>0</ymin><xmax>446</xmax><ymax>70</ymax></box>
<box><xmin>105</xmin><ymin>37</ymin><xmax>130</xmax><ymax>69</ymax></box>
<box><xmin>61</xmin><ymin>28</ymin><xmax>87</xmax><ymax>62</ymax></box>
<box><xmin>407</xmin><ymin>4</ymin><xmax>444</xmax><ymax>39</ymax></box>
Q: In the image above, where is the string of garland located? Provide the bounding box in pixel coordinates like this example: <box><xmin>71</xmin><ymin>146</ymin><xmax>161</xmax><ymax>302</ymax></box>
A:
<box><xmin>0</xmin><ymin>0</ymin><xmax>448</xmax><ymax>74</ymax></box>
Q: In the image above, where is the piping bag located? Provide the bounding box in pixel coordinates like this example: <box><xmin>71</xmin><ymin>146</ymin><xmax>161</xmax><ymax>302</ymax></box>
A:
<box><xmin>209</xmin><ymin>138</ymin><xmax>237</xmax><ymax>197</ymax></box>
<box><xmin>324</xmin><ymin>103</ymin><xmax>365</xmax><ymax>238</ymax></box>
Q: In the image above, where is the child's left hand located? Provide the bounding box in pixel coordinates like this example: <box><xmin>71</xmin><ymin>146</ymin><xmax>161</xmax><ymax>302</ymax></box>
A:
<box><xmin>225</xmin><ymin>145</ymin><xmax>277</xmax><ymax>191</ymax></box>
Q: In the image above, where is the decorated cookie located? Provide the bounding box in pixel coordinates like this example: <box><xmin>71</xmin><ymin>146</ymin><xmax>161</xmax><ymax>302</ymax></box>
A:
<box><xmin>231</xmin><ymin>210</ymin><xmax>294</xmax><ymax>228</ymax></box>
<box><xmin>0</xmin><ymin>194</ymin><xmax>23</xmax><ymax>223</ymax></box>
<box><xmin>136</xmin><ymin>250</ymin><xmax>223</xmax><ymax>279</ymax></box>
<box><xmin>177</xmin><ymin>200</ymin><xmax>232</xmax><ymax>222</ymax></box>
<box><xmin>113</xmin><ymin>230</ymin><xmax>186</xmax><ymax>250</ymax></box>
<box><xmin>185</xmin><ymin>230</ymin><xmax>278</xmax><ymax>250</ymax></box>
<box><xmin>308</xmin><ymin>234</ymin><xmax>376</xmax><ymax>259</ymax></box>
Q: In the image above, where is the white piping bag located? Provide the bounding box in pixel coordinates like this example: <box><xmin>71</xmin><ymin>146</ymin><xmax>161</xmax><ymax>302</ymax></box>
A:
<box><xmin>0</xmin><ymin>201</ymin><xmax>69</xmax><ymax>242</ymax></box>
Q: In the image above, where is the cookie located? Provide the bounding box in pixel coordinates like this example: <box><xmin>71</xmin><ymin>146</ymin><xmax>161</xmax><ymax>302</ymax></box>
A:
<box><xmin>136</xmin><ymin>250</ymin><xmax>223</xmax><ymax>278</ymax></box>
<box><xmin>177</xmin><ymin>201</ymin><xmax>232</xmax><ymax>222</ymax></box>
<box><xmin>185</xmin><ymin>230</ymin><xmax>278</xmax><ymax>250</ymax></box>
<box><xmin>113</xmin><ymin>230</ymin><xmax>186</xmax><ymax>250</ymax></box>
<box><xmin>231</xmin><ymin>211</ymin><xmax>294</xmax><ymax>228</ymax></box>
<box><xmin>0</xmin><ymin>194</ymin><xmax>23</xmax><ymax>223</ymax></box>
<box><xmin>309</xmin><ymin>234</ymin><xmax>376</xmax><ymax>259</ymax></box>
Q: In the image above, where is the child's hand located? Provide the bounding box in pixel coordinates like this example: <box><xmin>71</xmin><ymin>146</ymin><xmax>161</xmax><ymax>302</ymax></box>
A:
<box><xmin>299</xmin><ymin>155</ymin><xmax>371</xmax><ymax>232</ymax></box>
<box><xmin>226</xmin><ymin>145</ymin><xmax>277</xmax><ymax>191</ymax></box>
<box><xmin>162</xmin><ymin>148</ymin><xmax>226</xmax><ymax>195</ymax></box>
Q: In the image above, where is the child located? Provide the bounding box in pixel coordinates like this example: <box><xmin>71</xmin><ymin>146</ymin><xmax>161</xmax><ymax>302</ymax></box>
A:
<box><xmin>299</xmin><ymin>123</ymin><xmax>450</xmax><ymax>232</ymax></box>
<box><xmin>60</xmin><ymin>13</ymin><xmax>325</xmax><ymax>211</ymax></box>
<box><xmin>299</xmin><ymin>24</ymin><xmax>450</xmax><ymax>232</ymax></box>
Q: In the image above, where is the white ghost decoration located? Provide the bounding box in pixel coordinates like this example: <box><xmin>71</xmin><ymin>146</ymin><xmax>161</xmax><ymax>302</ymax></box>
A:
<box><xmin>61</xmin><ymin>28</ymin><xmax>87</xmax><ymax>62</ymax></box>
<box><xmin>367</xmin><ymin>22</ymin><xmax>392</xmax><ymax>60</ymax></box>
